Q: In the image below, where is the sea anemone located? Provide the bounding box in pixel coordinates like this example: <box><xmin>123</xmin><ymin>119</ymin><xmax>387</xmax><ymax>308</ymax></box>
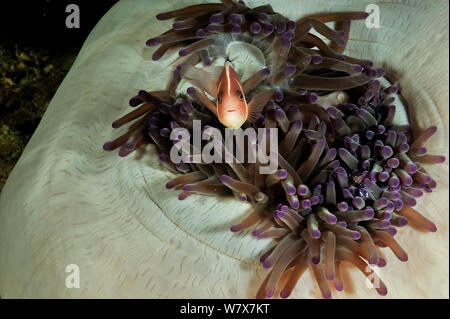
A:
<box><xmin>103</xmin><ymin>0</ymin><xmax>446</xmax><ymax>298</ymax></box>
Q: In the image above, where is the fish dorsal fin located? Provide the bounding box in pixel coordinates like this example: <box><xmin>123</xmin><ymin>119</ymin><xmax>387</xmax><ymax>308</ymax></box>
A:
<box><xmin>179</xmin><ymin>65</ymin><xmax>221</xmax><ymax>97</ymax></box>
<box><xmin>247</xmin><ymin>89</ymin><xmax>275</xmax><ymax>123</ymax></box>
<box><xmin>205</xmin><ymin>66</ymin><xmax>225</xmax><ymax>81</ymax></box>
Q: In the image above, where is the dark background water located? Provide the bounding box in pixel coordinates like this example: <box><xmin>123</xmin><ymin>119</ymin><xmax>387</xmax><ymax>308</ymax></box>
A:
<box><xmin>0</xmin><ymin>0</ymin><xmax>118</xmax><ymax>191</ymax></box>
<box><xmin>0</xmin><ymin>0</ymin><xmax>119</xmax><ymax>48</ymax></box>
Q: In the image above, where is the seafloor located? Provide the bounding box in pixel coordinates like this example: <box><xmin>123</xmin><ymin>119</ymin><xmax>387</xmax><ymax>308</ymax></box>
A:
<box><xmin>0</xmin><ymin>35</ymin><xmax>77</xmax><ymax>191</ymax></box>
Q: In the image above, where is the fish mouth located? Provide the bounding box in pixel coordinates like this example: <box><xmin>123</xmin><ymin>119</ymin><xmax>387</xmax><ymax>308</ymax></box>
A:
<box><xmin>219</xmin><ymin>107</ymin><xmax>246</xmax><ymax>128</ymax></box>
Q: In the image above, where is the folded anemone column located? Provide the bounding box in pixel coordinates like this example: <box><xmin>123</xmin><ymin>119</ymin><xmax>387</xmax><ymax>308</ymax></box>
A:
<box><xmin>0</xmin><ymin>0</ymin><xmax>448</xmax><ymax>298</ymax></box>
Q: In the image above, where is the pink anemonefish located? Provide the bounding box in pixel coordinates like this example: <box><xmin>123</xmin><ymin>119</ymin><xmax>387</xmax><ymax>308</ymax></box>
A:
<box><xmin>179</xmin><ymin>61</ymin><xmax>273</xmax><ymax>129</ymax></box>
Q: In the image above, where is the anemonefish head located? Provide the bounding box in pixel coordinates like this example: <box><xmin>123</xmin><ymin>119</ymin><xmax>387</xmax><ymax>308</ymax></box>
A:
<box><xmin>216</xmin><ymin>62</ymin><xmax>248</xmax><ymax>129</ymax></box>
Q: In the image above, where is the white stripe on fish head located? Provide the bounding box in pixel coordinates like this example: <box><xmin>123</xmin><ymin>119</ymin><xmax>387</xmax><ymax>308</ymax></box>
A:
<box><xmin>225</xmin><ymin>62</ymin><xmax>231</xmax><ymax>97</ymax></box>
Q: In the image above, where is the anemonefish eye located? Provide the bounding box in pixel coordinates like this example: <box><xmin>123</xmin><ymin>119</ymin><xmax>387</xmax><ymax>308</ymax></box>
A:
<box><xmin>217</xmin><ymin>95</ymin><xmax>222</xmax><ymax>103</ymax></box>
<box><xmin>239</xmin><ymin>93</ymin><xmax>244</xmax><ymax>101</ymax></box>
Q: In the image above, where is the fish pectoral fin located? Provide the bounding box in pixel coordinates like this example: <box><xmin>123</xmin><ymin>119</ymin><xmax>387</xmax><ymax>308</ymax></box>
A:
<box><xmin>199</xmin><ymin>90</ymin><xmax>218</xmax><ymax>116</ymax></box>
<box><xmin>247</xmin><ymin>89</ymin><xmax>275</xmax><ymax>123</ymax></box>
<box><xmin>179</xmin><ymin>65</ymin><xmax>219</xmax><ymax>97</ymax></box>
